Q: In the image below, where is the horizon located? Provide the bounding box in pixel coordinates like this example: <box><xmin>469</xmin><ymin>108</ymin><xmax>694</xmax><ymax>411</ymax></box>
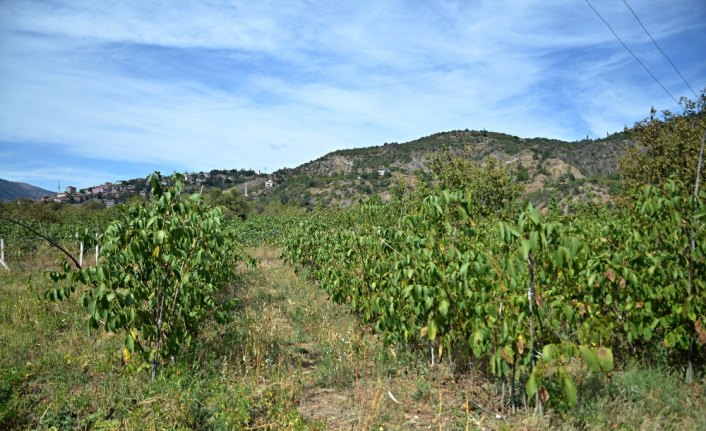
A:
<box><xmin>2</xmin><ymin>0</ymin><xmax>705</xmax><ymax>191</ymax></box>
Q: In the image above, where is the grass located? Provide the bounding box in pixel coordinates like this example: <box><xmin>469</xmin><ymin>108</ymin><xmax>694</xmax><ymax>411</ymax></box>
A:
<box><xmin>2</xmin><ymin>247</ymin><xmax>705</xmax><ymax>430</ymax></box>
<box><xmin>0</xmin><ymin>247</ymin><xmax>312</xmax><ymax>430</ymax></box>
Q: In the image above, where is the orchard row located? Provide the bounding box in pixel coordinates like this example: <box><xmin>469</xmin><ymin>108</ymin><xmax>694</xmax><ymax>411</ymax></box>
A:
<box><xmin>282</xmin><ymin>180</ymin><xmax>706</xmax><ymax>409</ymax></box>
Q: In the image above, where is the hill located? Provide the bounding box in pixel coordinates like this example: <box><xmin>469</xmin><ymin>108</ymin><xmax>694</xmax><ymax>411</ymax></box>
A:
<box><xmin>0</xmin><ymin>178</ymin><xmax>55</xmax><ymax>202</ymax></box>
<box><xmin>9</xmin><ymin>129</ymin><xmax>633</xmax><ymax>210</ymax></box>
<box><xmin>246</xmin><ymin>129</ymin><xmax>633</xmax><ymax>210</ymax></box>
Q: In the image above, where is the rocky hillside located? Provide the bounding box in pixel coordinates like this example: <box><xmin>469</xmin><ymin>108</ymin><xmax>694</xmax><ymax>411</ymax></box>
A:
<box><xmin>249</xmin><ymin>129</ymin><xmax>632</xmax><ymax>209</ymax></box>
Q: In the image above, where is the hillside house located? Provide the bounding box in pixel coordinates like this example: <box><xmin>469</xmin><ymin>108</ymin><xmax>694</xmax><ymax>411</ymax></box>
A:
<box><xmin>66</xmin><ymin>186</ymin><xmax>77</xmax><ymax>194</ymax></box>
<box><xmin>265</xmin><ymin>179</ymin><xmax>276</xmax><ymax>188</ymax></box>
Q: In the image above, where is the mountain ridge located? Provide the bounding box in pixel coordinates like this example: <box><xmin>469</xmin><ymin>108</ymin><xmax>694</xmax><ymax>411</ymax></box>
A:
<box><xmin>255</xmin><ymin>129</ymin><xmax>633</xmax><ymax>209</ymax></box>
<box><xmin>0</xmin><ymin>178</ymin><xmax>56</xmax><ymax>202</ymax></box>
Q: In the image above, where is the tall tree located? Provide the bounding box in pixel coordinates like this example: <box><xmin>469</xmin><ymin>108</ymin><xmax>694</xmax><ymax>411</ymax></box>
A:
<box><xmin>429</xmin><ymin>146</ymin><xmax>523</xmax><ymax>219</ymax></box>
<box><xmin>205</xmin><ymin>188</ymin><xmax>250</xmax><ymax>220</ymax></box>
<box><xmin>619</xmin><ymin>91</ymin><xmax>706</xmax><ymax>198</ymax></box>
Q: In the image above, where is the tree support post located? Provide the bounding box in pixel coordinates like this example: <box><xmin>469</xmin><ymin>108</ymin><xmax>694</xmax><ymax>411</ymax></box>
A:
<box><xmin>0</xmin><ymin>238</ymin><xmax>8</xmax><ymax>270</ymax></box>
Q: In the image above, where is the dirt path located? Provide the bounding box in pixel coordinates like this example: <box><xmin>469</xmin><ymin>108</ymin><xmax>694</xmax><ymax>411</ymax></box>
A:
<box><xmin>239</xmin><ymin>246</ymin><xmax>511</xmax><ymax>430</ymax></box>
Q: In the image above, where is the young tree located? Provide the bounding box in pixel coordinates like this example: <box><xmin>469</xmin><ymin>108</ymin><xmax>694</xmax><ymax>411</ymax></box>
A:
<box><xmin>48</xmin><ymin>173</ymin><xmax>250</xmax><ymax>378</ymax></box>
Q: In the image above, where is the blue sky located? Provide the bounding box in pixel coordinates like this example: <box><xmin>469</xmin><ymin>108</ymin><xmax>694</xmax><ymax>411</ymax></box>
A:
<box><xmin>1</xmin><ymin>0</ymin><xmax>704</xmax><ymax>191</ymax></box>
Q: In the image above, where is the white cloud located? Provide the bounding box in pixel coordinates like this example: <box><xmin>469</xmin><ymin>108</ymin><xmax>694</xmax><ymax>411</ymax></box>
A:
<box><xmin>1</xmin><ymin>0</ymin><xmax>704</xmax><ymax>187</ymax></box>
<box><xmin>0</xmin><ymin>1</ymin><xmax>287</xmax><ymax>52</ymax></box>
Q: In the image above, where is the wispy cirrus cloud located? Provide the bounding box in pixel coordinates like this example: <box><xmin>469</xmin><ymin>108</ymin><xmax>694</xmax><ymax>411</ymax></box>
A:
<box><xmin>1</xmin><ymin>0</ymin><xmax>704</xmax><ymax>190</ymax></box>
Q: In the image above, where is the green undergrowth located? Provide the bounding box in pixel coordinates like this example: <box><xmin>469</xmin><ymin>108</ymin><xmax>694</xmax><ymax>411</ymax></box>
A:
<box><xmin>0</xmin><ymin>250</ymin><xmax>312</xmax><ymax>430</ymax></box>
<box><xmin>1</xmin><ymin>248</ymin><xmax>705</xmax><ymax>430</ymax></box>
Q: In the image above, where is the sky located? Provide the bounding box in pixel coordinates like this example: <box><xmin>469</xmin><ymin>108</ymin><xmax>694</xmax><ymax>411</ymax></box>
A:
<box><xmin>1</xmin><ymin>0</ymin><xmax>705</xmax><ymax>192</ymax></box>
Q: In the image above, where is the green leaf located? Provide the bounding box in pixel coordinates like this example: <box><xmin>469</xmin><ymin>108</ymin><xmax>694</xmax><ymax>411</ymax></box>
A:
<box><xmin>528</xmin><ymin>206</ymin><xmax>540</xmax><ymax>225</ymax></box>
<box><xmin>471</xmin><ymin>330</ymin><xmax>485</xmax><ymax>357</ymax></box>
<box><xmin>597</xmin><ymin>347</ymin><xmax>613</xmax><ymax>372</ymax></box>
<box><xmin>526</xmin><ymin>372</ymin><xmax>538</xmax><ymax>397</ymax></box>
<box><xmin>580</xmin><ymin>346</ymin><xmax>601</xmax><ymax>372</ymax></box>
<box><xmin>438</xmin><ymin>299</ymin><xmax>449</xmax><ymax>317</ymax></box>
<box><xmin>126</xmin><ymin>334</ymin><xmax>135</xmax><ymax>352</ymax></box>
<box><xmin>542</xmin><ymin>343</ymin><xmax>559</xmax><ymax>361</ymax></box>
<box><xmin>562</xmin><ymin>371</ymin><xmax>577</xmax><ymax>407</ymax></box>
<box><xmin>460</xmin><ymin>262</ymin><xmax>469</xmax><ymax>277</ymax></box>
<box><xmin>562</xmin><ymin>303</ymin><xmax>575</xmax><ymax>322</ymax></box>
<box><xmin>554</xmin><ymin>248</ymin><xmax>565</xmax><ymax>267</ymax></box>
<box><xmin>521</xmin><ymin>239</ymin><xmax>530</xmax><ymax>260</ymax></box>
<box><xmin>88</xmin><ymin>298</ymin><xmax>97</xmax><ymax>316</ymax></box>
<box><xmin>155</xmin><ymin>230</ymin><xmax>166</xmax><ymax>244</ymax></box>
<box><xmin>529</xmin><ymin>231</ymin><xmax>539</xmax><ymax>252</ymax></box>
<box><xmin>428</xmin><ymin>321</ymin><xmax>437</xmax><ymax>341</ymax></box>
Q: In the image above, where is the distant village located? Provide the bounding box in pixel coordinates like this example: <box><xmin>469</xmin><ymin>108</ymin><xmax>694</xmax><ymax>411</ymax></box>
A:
<box><xmin>41</xmin><ymin>169</ymin><xmax>275</xmax><ymax>206</ymax></box>
<box><xmin>35</xmin><ymin>165</ymin><xmax>394</xmax><ymax>207</ymax></box>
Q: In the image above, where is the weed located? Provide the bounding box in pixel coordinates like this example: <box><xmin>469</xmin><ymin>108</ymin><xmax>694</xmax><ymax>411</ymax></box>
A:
<box><xmin>414</xmin><ymin>378</ymin><xmax>432</xmax><ymax>401</ymax></box>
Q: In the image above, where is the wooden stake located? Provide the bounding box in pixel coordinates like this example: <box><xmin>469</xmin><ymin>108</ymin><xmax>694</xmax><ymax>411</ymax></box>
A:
<box><xmin>0</xmin><ymin>238</ymin><xmax>8</xmax><ymax>270</ymax></box>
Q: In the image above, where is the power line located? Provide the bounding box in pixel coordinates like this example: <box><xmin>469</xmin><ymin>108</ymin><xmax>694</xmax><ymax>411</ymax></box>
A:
<box><xmin>584</xmin><ymin>0</ymin><xmax>681</xmax><ymax>106</ymax></box>
<box><xmin>622</xmin><ymin>0</ymin><xmax>699</xmax><ymax>99</ymax></box>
